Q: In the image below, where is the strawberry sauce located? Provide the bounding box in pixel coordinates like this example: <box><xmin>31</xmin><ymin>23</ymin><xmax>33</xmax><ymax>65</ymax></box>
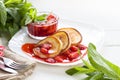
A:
<box><xmin>21</xmin><ymin>43</ymin><xmax>87</xmax><ymax>63</ymax></box>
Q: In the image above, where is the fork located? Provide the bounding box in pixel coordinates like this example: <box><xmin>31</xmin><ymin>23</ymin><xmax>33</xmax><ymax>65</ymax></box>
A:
<box><xmin>0</xmin><ymin>57</ymin><xmax>27</xmax><ymax>70</ymax></box>
<box><xmin>0</xmin><ymin>60</ymin><xmax>18</xmax><ymax>74</ymax></box>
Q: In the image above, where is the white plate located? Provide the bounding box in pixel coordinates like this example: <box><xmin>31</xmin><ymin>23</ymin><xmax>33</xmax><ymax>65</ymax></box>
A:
<box><xmin>8</xmin><ymin>19</ymin><xmax>104</xmax><ymax>66</ymax></box>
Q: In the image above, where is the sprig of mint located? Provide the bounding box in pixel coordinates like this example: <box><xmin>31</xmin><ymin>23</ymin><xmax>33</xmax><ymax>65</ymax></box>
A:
<box><xmin>34</xmin><ymin>14</ymin><xmax>47</xmax><ymax>22</ymax></box>
<box><xmin>66</xmin><ymin>43</ymin><xmax>120</xmax><ymax>80</ymax></box>
<box><xmin>0</xmin><ymin>0</ymin><xmax>37</xmax><ymax>40</ymax></box>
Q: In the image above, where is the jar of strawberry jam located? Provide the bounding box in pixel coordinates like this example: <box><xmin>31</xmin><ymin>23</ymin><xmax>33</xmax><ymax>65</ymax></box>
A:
<box><xmin>27</xmin><ymin>12</ymin><xmax>59</xmax><ymax>39</ymax></box>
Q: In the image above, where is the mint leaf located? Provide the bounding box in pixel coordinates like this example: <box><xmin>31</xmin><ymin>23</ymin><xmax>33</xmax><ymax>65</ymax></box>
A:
<box><xmin>0</xmin><ymin>1</ymin><xmax>7</xmax><ymax>26</ymax></box>
<box><xmin>82</xmin><ymin>59</ymin><xmax>95</xmax><ymax>70</ymax></box>
<box><xmin>89</xmin><ymin>71</ymin><xmax>104</xmax><ymax>80</ymax></box>
<box><xmin>88</xmin><ymin>43</ymin><xmax>120</xmax><ymax>79</ymax></box>
<box><xmin>6</xmin><ymin>8</ymin><xmax>20</xmax><ymax>23</ymax></box>
<box><xmin>21</xmin><ymin>13</ymin><xmax>32</xmax><ymax>25</ymax></box>
<box><xmin>5</xmin><ymin>0</ymin><xmax>22</xmax><ymax>5</ymax></box>
<box><xmin>66</xmin><ymin>66</ymin><xmax>95</xmax><ymax>76</ymax></box>
<box><xmin>0</xmin><ymin>0</ymin><xmax>35</xmax><ymax>40</ymax></box>
<box><xmin>28</xmin><ymin>8</ymin><xmax>37</xmax><ymax>22</ymax></box>
<box><xmin>66</xmin><ymin>43</ymin><xmax>120</xmax><ymax>80</ymax></box>
<box><xmin>35</xmin><ymin>14</ymin><xmax>47</xmax><ymax>22</ymax></box>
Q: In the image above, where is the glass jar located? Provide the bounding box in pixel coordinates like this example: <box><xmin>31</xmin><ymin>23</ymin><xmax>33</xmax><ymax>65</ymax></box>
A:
<box><xmin>27</xmin><ymin>12</ymin><xmax>59</xmax><ymax>39</ymax></box>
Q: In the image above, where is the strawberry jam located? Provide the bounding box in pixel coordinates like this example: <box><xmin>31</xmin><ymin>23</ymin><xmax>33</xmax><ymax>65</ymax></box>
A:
<box><xmin>27</xmin><ymin>12</ymin><xmax>58</xmax><ymax>39</ymax></box>
<box><xmin>22</xmin><ymin>43</ymin><xmax>87</xmax><ymax>63</ymax></box>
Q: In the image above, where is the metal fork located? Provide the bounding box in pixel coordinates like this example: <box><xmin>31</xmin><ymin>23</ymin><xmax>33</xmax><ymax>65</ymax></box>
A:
<box><xmin>0</xmin><ymin>57</ymin><xmax>27</xmax><ymax>70</ymax></box>
<box><xmin>0</xmin><ymin>60</ymin><xmax>18</xmax><ymax>74</ymax></box>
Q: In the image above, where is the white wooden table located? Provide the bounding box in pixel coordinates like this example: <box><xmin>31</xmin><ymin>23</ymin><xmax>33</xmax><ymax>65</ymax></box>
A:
<box><xmin>18</xmin><ymin>0</ymin><xmax>120</xmax><ymax>80</ymax></box>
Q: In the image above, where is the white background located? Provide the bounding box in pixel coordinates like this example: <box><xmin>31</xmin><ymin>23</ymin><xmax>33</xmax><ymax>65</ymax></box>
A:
<box><xmin>26</xmin><ymin>0</ymin><xmax>120</xmax><ymax>80</ymax></box>
<box><xmin>28</xmin><ymin>0</ymin><xmax>120</xmax><ymax>30</ymax></box>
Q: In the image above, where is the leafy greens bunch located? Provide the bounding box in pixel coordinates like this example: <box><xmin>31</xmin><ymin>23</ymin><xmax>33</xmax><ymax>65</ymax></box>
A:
<box><xmin>0</xmin><ymin>0</ymin><xmax>37</xmax><ymax>40</ymax></box>
<box><xmin>66</xmin><ymin>43</ymin><xmax>120</xmax><ymax>80</ymax></box>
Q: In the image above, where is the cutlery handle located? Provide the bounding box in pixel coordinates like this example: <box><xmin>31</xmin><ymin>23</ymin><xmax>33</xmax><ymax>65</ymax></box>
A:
<box><xmin>1</xmin><ymin>67</ymin><xmax>18</xmax><ymax>74</ymax></box>
<box><xmin>0</xmin><ymin>60</ymin><xmax>18</xmax><ymax>74</ymax></box>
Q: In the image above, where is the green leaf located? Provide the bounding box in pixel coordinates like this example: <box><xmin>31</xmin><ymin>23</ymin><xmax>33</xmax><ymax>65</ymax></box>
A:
<box><xmin>0</xmin><ymin>0</ymin><xmax>35</xmax><ymax>40</ymax></box>
<box><xmin>6</xmin><ymin>8</ymin><xmax>20</xmax><ymax>23</ymax></box>
<box><xmin>0</xmin><ymin>1</ymin><xmax>7</xmax><ymax>26</ymax></box>
<box><xmin>8</xmin><ymin>22</ymin><xmax>19</xmax><ymax>36</ymax></box>
<box><xmin>89</xmin><ymin>71</ymin><xmax>104</xmax><ymax>80</ymax></box>
<box><xmin>82</xmin><ymin>76</ymin><xmax>91</xmax><ymax>80</ymax></box>
<box><xmin>66</xmin><ymin>66</ymin><xmax>95</xmax><ymax>76</ymax></box>
<box><xmin>21</xmin><ymin>13</ymin><xmax>32</xmax><ymax>25</ymax></box>
<box><xmin>5</xmin><ymin>0</ymin><xmax>22</xmax><ymax>5</ymax></box>
<box><xmin>18</xmin><ymin>2</ymin><xmax>32</xmax><ymax>16</ymax></box>
<box><xmin>28</xmin><ymin>8</ymin><xmax>37</xmax><ymax>22</ymax></box>
<box><xmin>88</xmin><ymin>43</ymin><xmax>120</xmax><ymax>79</ymax></box>
<box><xmin>82</xmin><ymin>59</ymin><xmax>95</xmax><ymax>70</ymax></box>
<box><xmin>24</xmin><ymin>15</ymin><xmax>32</xmax><ymax>25</ymax></box>
<box><xmin>0</xmin><ymin>0</ymin><xmax>4</xmax><ymax>2</ymax></box>
<box><xmin>35</xmin><ymin>14</ymin><xmax>47</xmax><ymax>21</ymax></box>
